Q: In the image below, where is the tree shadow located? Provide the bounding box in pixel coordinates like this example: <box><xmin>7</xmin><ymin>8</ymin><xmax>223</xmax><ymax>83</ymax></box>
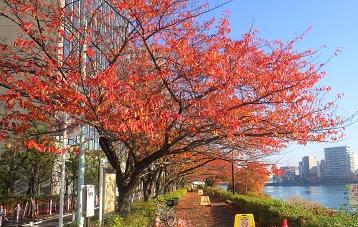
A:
<box><xmin>209</xmin><ymin>203</ymin><xmax>236</xmax><ymax>227</ymax></box>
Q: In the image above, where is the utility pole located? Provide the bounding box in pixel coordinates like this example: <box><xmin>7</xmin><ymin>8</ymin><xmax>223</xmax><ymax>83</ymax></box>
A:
<box><xmin>231</xmin><ymin>150</ymin><xmax>235</xmax><ymax>195</ymax></box>
<box><xmin>76</xmin><ymin>11</ymin><xmax>88</xmax><ymax>226</ymax></box>
<box><xmin>58</xmin><ymin>128</ymin><xmax>67</xmax><ymax>227</ymax></box>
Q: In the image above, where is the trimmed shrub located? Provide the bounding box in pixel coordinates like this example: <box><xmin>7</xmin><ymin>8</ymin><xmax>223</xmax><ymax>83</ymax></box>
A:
<box><xmin>101</xmin><ymin>188</ymin><xmax>187</xmax><ymax>227</ymax></box>
<box><xmin>206</xmin><ymin>187</ymin><xmax>358</xmax><ymax>227</ymax></box>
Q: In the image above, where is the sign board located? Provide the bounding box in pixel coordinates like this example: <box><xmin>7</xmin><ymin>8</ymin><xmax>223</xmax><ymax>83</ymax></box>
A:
<box><xmin>104</xmin><ymin>173</ymin><xmax>116</xmax><ymax>213</ymax></box>
<box><xmin>349</xmin><ymin>184</ymin><xmax>358</xmax><ymax>207</ymax></box>
<box><xmin>82</xmin><ymin>185</ymin><xmax>95</xmax><ymax>217</ymax></box>
<box><xmin>100</xmin><ymin>158</ymin><xmax>107</xmax><ymax>168</ymax></box>
<box><xmin>199</xmin><ymin>196</ymin><xmax>211</xmax><ymax>206</ymax></box>
<box><xmin>234</xmin><ymin>214</ymin><xmax>255</xmax><ymax>227</ymax></box>
<box><xmin>197</xmin><ymin>189</ymin><xmax>203</xmax><ymax>195</ymax></box>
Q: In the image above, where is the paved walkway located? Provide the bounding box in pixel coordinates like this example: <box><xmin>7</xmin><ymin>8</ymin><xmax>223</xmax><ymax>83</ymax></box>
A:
<box><xmin>176</xmin><ymin>191</ymin><xmax>237</xmax><ymax>227</ymax></box>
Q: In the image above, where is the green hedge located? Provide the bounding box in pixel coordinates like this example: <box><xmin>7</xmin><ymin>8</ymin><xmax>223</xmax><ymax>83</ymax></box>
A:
<box><xmin>101</xmin><ymin>188</ymin><xmax>188</xmax><ymax>227</ymax></box>
<box><xmin>206</xmin><ymin>187</ymin><xmax>358</xmax><ymax>227</ymax></box>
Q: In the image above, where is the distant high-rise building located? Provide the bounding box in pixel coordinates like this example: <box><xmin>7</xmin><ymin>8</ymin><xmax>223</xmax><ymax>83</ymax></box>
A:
<box><xmin>352</xmin><ymin>152</ymin><xmax>358</xmax><ymax>171</ymax></box>
<box><xmin>280</xmin><ymin>166</ymin><xmax>298</xmax><ymax>182</ymax></box>
<box><xmin>324</xmin><ymin>146</ymin><xmax>356</xmax><ymax>181</ymax></box>
<box><xmin>318</xmin><ymin>159</ymin><xmax>326</xmax><ymax>179</ymax></box>
<box><xmin>301</xmin><ymin>156</ymin><xmax>317</xmax><ymax>180</ymax></box>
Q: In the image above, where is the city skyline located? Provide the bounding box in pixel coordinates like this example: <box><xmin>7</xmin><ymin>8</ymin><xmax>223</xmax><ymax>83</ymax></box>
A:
<box><xmin>277</xmin><ymin>145</ymin><xmax>358</xmax><ymax>169</ymax></box>
<box><xmin>213</xmin><ymin>0</ymin><xmax>358</xmax><ymax>165</ymax></box>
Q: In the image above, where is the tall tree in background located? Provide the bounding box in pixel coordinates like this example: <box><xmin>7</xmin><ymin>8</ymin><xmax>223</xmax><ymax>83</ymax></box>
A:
<box><xmin>0</xmin><ymin>142</ymin><xmax>22</xmax><ymax>195</ymax></box>
<box><xmin>234</xmin><ymin>162</ymin><xmax>270</xmax><ymax>194</ymax></box>
<box><xmin>0</xmin><ymin>0</ymin><xmax>350</xmax><ymax>212</ymax></box>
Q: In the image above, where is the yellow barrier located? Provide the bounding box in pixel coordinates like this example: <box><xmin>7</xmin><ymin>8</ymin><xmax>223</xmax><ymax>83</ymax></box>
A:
<box><xmin>197</xmin><ymin>189</ymin><xmax>203</xmax><ymax>195</ymax></box>
<box><xmin>234</xmin><ymin>214</ymin><xmax>255</xmax><ymax>227</ymax></box>
<box><xmin>199</xmin><ymin>196</ymin><xmax>211</xmax><ymax>206</ymax></box>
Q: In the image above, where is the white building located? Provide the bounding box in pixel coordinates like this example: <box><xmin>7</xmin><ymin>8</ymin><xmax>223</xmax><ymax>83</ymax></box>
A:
<box><xmin>324</xmin><ymin>146</ymin><xmax>356</xmax><ymax>181</ymax></box>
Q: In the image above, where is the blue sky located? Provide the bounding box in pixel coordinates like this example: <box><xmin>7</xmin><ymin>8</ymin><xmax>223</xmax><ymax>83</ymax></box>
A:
<box><xmin>210</xmin><ymin>0</ymin><xmax>358</xmax><ymax>165</ymax></box>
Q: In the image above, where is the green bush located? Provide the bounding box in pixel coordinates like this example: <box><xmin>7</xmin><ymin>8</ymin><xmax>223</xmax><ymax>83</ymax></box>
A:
<box><xmin>206</xmin><ymin>187</ymin><xmax>358</xmax><ymax>227</ymax></box>
<box><xmin>101</xmin><ymin>188</ymin><xmax>187</xmax><ymax>227</ymax></box>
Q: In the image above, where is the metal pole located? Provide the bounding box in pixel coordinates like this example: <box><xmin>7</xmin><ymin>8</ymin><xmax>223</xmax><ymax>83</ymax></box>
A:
<box><xmin>76</xmin><ymin>9</ymin><xmax>88</xmax><ymax>227</ymax></box>
<box><xmin>231</xmin><ymin>150</ymin><xmax>235</xmax><ymax>195</ymax></box>
<box><xmin>59</xmin><ymin>129</ymin><xmax>67</xmax><ymax>227</ymax></box>
<box><xmin>76</xmin><ymin>125</ymin><xmax>86</xmax><ymax>227</ymax></box>
<box><xmin>98</xmin><ymin>158</ymin><xmax>106</xmax><ymax>225</ymax></box>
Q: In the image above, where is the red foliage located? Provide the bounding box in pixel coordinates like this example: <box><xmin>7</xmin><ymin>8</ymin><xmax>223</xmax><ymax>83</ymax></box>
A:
<box><xmin>0</xmin><ymin>0</ymin><xmax>347</xmax><ymax>209</ymax></box>
<box><xmin>235</xmin><ymin>162</ymin><xmax>270</xmax><ymax>194</ymax></box>
<box><xmin>188</xmin><ymin>159</ymin><xmax>234</xmax><ymax>184</ymax></box>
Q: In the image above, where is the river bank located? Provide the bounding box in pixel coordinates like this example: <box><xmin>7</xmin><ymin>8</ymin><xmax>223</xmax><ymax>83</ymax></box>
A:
<box><xmin>207</xmin><ymin>187</ymin><xmax>358</xmax><ymax>227</ymax></box>
<box><xmin>266</xmin><ymin>181</ymin><xmax>357</xmax><ymax>186</ymax></box>
<box><xmin>264</xmin><ymin>185</ymin><xmax>349</xmax><ymax>209</ymax></box>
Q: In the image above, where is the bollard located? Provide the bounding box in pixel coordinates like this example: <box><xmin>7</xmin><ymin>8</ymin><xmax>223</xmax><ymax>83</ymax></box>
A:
<box><xmin>155</xmin><ymin>216</ymin><xmax>160</xmax><ymax>227</ymax></box>
<box><xmin>67</xmin><ymin>198</ymin><xmax>70</xmax><ymax>211</ymax></box>
<box><xmin>282</xmin><ymin>219</ymin><xmax>288</xmax><ymax>227</ymax></box>
<box><xmin>23</xmin><ymin>202</ymin><xmax>28</xmax><ymax>219</ymax></box>
<box><xmin>35</xmin><ymin>201</ymin><xmax>39</xmax><ymax>216</ymax></box>
<box><xmin>45</xmin><ymin>201</ymin><xmax>49</xmax><ymax>214</ymax></box>
<box><xmin>16</xmin><ymin>203</ymin><xmax>21</xmax><ymax>223</ymax></box>
<box><xmin>49</xmin><ymin>200</ymin><xmax>52</xmax><ymax>215</ymax></box>
<box><xmin>0</xmin><ymin>205</ymin><xmax>3</xmax><ymax>226</ymax></box>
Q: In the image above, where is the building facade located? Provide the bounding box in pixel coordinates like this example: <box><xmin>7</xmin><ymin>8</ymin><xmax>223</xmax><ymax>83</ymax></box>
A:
<box><xmin>324</xmin><ymin>146</ymin><xmax>356</xmax><ymax>182</ymax></box>
<box><xmin>300</xmin><ymin>156</ymin><xmax>317</xmax><ymax>180</ymax></box>
<box><xmin>280</xmin><ymin>166</ymin><xmax>298</xmax><ymax>183</ymax></box>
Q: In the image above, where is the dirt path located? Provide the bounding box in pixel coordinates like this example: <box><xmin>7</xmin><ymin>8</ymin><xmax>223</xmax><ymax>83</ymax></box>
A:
<box><xmin>175</xmin><ymin>191</ymin><xmax>236</xmax><ymax>227</ymax></box>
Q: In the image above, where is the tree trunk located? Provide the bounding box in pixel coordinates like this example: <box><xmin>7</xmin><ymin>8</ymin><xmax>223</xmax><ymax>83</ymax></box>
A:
<box><xmin>116</xmin><ymin>183</ymin><xmax>135</xmax><ymax>214</ymax></box>
<box><xmin>115</xmin><ymin>169</ymin><xmax>139</xmax><ymax>214</ymax></box>
<box><xmin>143</xmin><ymin>180</ymin><xmax>150</xmax><ymax>201</ymax></box>
<box><xmin>154</xmin><ymin>169</ymin><xmax>163</xmax><ymax>197</ymax></box>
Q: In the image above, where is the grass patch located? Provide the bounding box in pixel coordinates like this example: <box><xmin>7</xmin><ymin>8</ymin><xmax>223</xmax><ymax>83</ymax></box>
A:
<box><xmin>206</xmin><ymin>187</ymin><xmax>358</xmax><ymax>227</ymax></box>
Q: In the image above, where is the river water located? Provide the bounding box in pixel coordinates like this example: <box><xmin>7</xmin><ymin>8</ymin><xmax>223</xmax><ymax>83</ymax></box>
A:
<box><xmin>264</xmin><ymin>185</ymin><xmax>349</xmax><ymax>209</ymax></box>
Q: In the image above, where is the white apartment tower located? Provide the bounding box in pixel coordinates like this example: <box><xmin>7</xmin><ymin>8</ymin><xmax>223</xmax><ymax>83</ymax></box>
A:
<box><xmin>324</xmin><ymin>146</ymin><xmax>356</xmax><ymax>181</ymax></box>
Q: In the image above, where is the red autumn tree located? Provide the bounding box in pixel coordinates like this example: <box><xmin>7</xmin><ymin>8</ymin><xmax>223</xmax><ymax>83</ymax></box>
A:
<box><xmin>234</xmin><ymin>162</ymin><xmax>271</xmax><ymax>194</ymax></box>
<box><xmin>188</xmin><ymin>159</ymin><xmax>233</xmax><ymax>185</ymax></box>
<box><xmin>140</xmin><ymin>153</ymin><xmax>217</xmax><ymax>200</ymax></box>
<box><xmin>0</xmin><ymin>0</ymin><xmax>348</xmax><ymax>212</ymax></box>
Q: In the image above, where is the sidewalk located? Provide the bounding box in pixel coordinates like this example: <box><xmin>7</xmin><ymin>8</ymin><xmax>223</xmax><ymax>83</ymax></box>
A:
<box><xmin>21</xmin><ymin>212</ymin><xmax>74</xmax><ymax>227</ymax></box>
<box><xmin>175</xmin><ymin>191</ymin><xmax>237</xmax><ymax>227</ymax></box>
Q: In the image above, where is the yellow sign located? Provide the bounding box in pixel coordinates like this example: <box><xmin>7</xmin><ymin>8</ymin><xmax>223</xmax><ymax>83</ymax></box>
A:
<box><xmin>234</xmin><ymin>214</ymin><xmax>255</xmax><ymax>227</ymax></box>
<box><xmin>198</xmin><ymin>189</ymin><xmax>203</xmax><ymax>195</ymax></box>
<box><xmin>199</xmin><ymin>196</ymin><xmax>211</xmax><ymax>206</ymax></box>
<box><xmin>104</xmin><ymin>173</ymin><xmax>116</xmax><ymax>214</ymax></box>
